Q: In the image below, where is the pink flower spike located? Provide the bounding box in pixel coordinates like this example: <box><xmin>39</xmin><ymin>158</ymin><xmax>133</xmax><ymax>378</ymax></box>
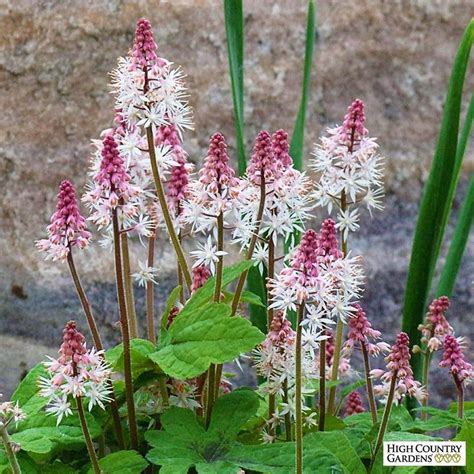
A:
<box><xmin>199</xmin><ymin>132</ymin><xmax>238</xmax><ymax>197</ymax></box>
<box><xmin>340</xmin><ymin>98</ymin><xmax>367</xmax><ymax>147</ymax></box>
<box><xmin>290</xmin><ymin>229</ymin><xmax>319</xmax><ymax>284</ymax></box>
<box><xmin>95</xmin><ymin>135</ymin><xmax>131</xmax><ymax>197</ymax></box>
<box><xmin>247</xmin><ymin>130</ymin><xmax>278</xmax><ymax>185</ymax></box>
<box><xmin>36</xmin><ymin>180</ymin><xmax>91</xmax><ymax>261</ymax></box>
<box><xmin>59</xmin><ymin>321</ymin><xmax>87</xmax><ymax>366</ymax></box>
<box><xmin>192</xmin><ymin>265</ymin><xmax>211</xmax><ymax>292</ymax></box>
<box><xmin>440</xmin><ymin>335</ymin><xmax>473</xmax><ymax>383</ymax></box>
<box><xmin>347</xmin><ymin>304</ymin><xmax>381</xmax><ymax>346</ymax></box>
<box><xmin>267</xmin><ymin>311</ymin><xmax>295</xmax><ymax>349</ymax></box>
<box><xmin>345</xmin><ymin>391</ymin><xmax>365</xmax><ymax>416</ymax></box>
<box><xmin>318</xmin><ymin>218</ymin><xmax>342</xmax><ymax>259</ymax></box>
<box><xmin>271</xmin><ymin>129</ymin><xmax>292</xmax><ymax>172</ymax></box>
<box><xmin>132</xmin><ymin>18</ymin><xmax>158</xmax><ymax>68</ymax></box>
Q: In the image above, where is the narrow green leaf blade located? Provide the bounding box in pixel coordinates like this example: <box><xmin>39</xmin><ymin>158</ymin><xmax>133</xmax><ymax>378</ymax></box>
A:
<box><xmin>289</xmin><ymin>0</ymin><xmax>316</xmax><ymax>170</ymax></box>
<box><xmin>224</xmin><ymin>0</ymin><xmax>246</xmax><ymax>174</ymax></box>
<box><xmin>402</xmin><ymin>19</ymin><xmax>474</xmax><ymax>378</ymax></box>
<box><xmin>437</xmin><ymin>173</ymin><xmax>474</xmax><ymax>297</ymax></box>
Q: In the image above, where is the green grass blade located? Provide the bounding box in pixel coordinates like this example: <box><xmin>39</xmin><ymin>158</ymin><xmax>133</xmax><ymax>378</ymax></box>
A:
<box><xmin>434</xmin><ymin>91</ymin><xmax>474</xmax><ymax>262</ymax></box>
<box><xmin>436</xmin><ymin>91</ymin><xmax>474</xmax><ymax>298</ymax></box>
<box><xmin>224</xmin><ymin>0</ymin><xmax>246</xmax><ymax>175</ymax></box>
<box><xmin>289</xmin><ymin>0</ymin><xmax>316</xmax><ymax>171</ymax></box>
<box><xmin>436</xmin><ymin>174</ymin><xmax>474</xmax><ymax>298</ymax></box>
<box><xmin>401</xmin><ymin>19</ymin><xmax>474</xmax><ymax>380</ymax></box>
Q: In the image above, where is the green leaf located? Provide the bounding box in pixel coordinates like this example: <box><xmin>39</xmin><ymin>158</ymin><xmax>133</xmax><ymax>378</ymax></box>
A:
<box><xmin>11</xmin><ymin>364</ymin><xmax>47</xmax><ymax>406</ymax></box>
<box><xmin>146</xmin><ymin>390</ymin><xmax>258</xmax><ymax>472</ymax></box>
<box><xmin>160</xmin><ymin>285</ymin><xmax>182</xmax><ymax>333</ymax></box>
<box><xmin>148</xmin><ymin>303</ymin><xmax>264</xmax><ymax>379</ymax></box>
<box><xmin>146</xmin><ymin>390</ymin><xmax>363</xmax><ymax>473</ymax></box>
<box><xmin>182</xmin><ymin>261</ymin><xmax>254</xmax><ymax>316</ymax></box>
<box><xmin>247</xmin><ymin>264</ymin><xmax>268</xmax><ymax>333</ymax></box>
<box><xmin>90</xmin><ymin>450</ymin><xmax>148</xmax><ymax>474</ymax></box>
<box><xmin>305</xmin><ymin>432</ymin><xmax>366</xmax><ymax>473</ymax></box>
<box><xmin>224</xmin><ymin>0</ymin><xmax>246</xmax><ymax>175</ymax></box>
<box><xmin>402</xmin><ymin>18</ymin><xmax>474</xmax><ymax>380</ymax></box>
<box><xmin>437</xmin><ymin>173</ymin><xmax>474</xmax><ymax>298</ymax></box>
<box><xmin>289</xmin><ymin>0</ymin><xmax>316</xmax><ymax>170</ymax></box>
<box><xmin>106</xmin><ymin>338</ymin><xmax>157</xmax><ymax>379</ymax></box>
<box><xmin>239</xmin><ymin>289</ymin><xmax>265</xmax><ymax>308</ymax></box>
<box><xmin>455</xmin><ymin>419</ymin><xmax>474</xmax><ymax>474</ymax></box>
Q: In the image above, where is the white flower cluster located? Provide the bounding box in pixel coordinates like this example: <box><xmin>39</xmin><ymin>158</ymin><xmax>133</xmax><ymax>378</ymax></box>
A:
<box><xmin>311</xmin><ymin>100</ymin><xmax>384</xmax><ymax>239</ymax></box>
<box><xmin>111</xmin><ymin>57</ymin><xmax>192</xmax><ymax>133</ymax></box>
<box><xmin>39</xmin><ymin>327</ymin><xmax>112</xmax><ymax>425</ymax></box>
<box><xmin>233</xmin><ymin>168</ymin><xmax>314</xmax><ymax>255</ymax></box>
<box><xmin>0</xmin><ymin>397</ymin><xmax>25</xmax><ymax>427</ymax></box>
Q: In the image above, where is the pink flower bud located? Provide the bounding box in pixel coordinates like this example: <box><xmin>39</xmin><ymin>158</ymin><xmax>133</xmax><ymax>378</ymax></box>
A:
<box><xmin>246</xmin><ymin>130</ymin><xmax>278</xmax><ymax>185</ymax></box>
<box><xmin>271</xmin><ymin>129</ymin><xmax>292</xmax><ymax>173</ymax></box>
<box><xmin>340</xmin><ymin>99</ymin><xmax>367</xmax><ymax>148</ymax></box>
<box><xmin>440</xmin><ymin>335</ymin><xmax>473</xmax><ymax>383</ymax></box>
<box><xmin>199</xmin><ymin>132</ymin><xmax>238</xmax><ymax>198</ymax></box>
<box><xmin>191</xmin><ymin>265</ymin><xmax>211</xmax><ymax>292</ymax></box>
<box><xmin>132</xmin><ymin>18</ymin><xmax>158</xmax><ymax>68</ymax></box>
<box><xmin>345</xmin><ymin>391</ymin><xmax>365</xmax><ymax>416</ymax></box>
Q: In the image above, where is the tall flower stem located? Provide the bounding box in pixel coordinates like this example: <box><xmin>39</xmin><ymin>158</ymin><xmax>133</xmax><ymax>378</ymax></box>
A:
<box><xmin>454</xmin><ymin>375</ymin><xmax>464</xmax><ymax>419</ymax></box>
<box><xmin>76</xmin><ymin>396</ymin><xmax>101</xmax><ymax>474</ymax></box>
<box><xmin>112</xmin><ymin>207</ymin><xmax>138</xmax><ymax>450</ymax></box>
<box><xmin>267</xmin><ymin>234</ymin><xmax>276</xmax><ymax>435</ymax></box>
<box><xmin>327</xmin><ymin>192</ymin><xmax>348</xmax><ymax>414</ymax></box>
<box><xmin>319</xmin><ymin>340</ymin><xmax>326</xmax><ymax>431</ymax></box>
<box><xmin>282</xmin><ymin>379</ymin><xmax>292</xmax><ymax>441</ymax></box>
<box><xmin>67</xmin><ymin>252</ymin><xmax>124</xmax><ymax>449</ymax></box>
<box><xmin>371</xmin><ymin>371</ymin><xmax>398</xmax><ymax>471</ymax></box>
<box><xmin>421</xmin><ymin>350</ymin><xmax>432</xmax><ymax>421</ymax></box>
<box><xmin>231</xmin><ymin>177</ymin><xmax>266</xmax><ymax>316</ymax></box>
<box><xmin>146</xmin><ymin>126</ymin><xmax>192</xmax><ymax>291</ymax></box>
<box><xmin>121</xmin><ymin>233</ymin><xmax>138</xmax><ymax>338</ymax></box>
<box><xmin>207</xmin><ymin>212</ymin><xmax>225</xmax><ymax>420</ymax></box>
<box><xmin>0</xmin><ymin>422</ymin><xmax>21</xmax><ymax>474</ymax></box>
<box><xmin>361</xmin><ymin>342</ymin><xmax>378</xmax><ymax>424</ymax></box>
<box><xmin>146</xmin><ymin>233</ymin><xmax>156</xmax><ymax>343</ymax></box>
<box><xmin>295</xmin><ymin>304</ymin><xmax>305</xmax><ymax>474</ymax></box>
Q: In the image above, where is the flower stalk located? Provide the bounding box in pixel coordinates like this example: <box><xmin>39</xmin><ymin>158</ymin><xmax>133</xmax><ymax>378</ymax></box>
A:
<box><xmin>327</xmin><ymin>192</ymin><xmax>347</xmax><ymax>414</ymax></box>
<box><xmin>295</xmin><ymin>303</ymin><xmax>305</xmax><ymax>474</ymax></box>
<box><xmin>67</xmin><ymin>251</ymin><xmax>124</xmax><ymax>448</ymax></box>
<box><xmin>121</xmin><ymin>232</ymin><xmax>138</xmax><ymax>338</ymax></box>
<box><xmin>112</xmin><ymin>207</ymin><xmax>138</xmax><ymax>450</ymax></box>
<box><xmin>76</xmin><ymin>396</ymin><xmax>101</xmax><ymax>474</ymax></box>
<box><xmin>318</xmin><ymin>339</ymin><xmax>326</xmax><ymax>431</ymax></box>
<box><xmin>146</xmin><ymin>126</ymin><xmax>192</xmax><ymax>291</ymax></box>
<box><xmin>361</xmin><ymin>342</ymin><xmax>378</xmax><ymax>424</ymax></box>
<box><xmin>371</xmin><ymin>370</ymin><xmax>398</xmax><ymax>469</ymax></box>
<box><xmin>0</xmin><ymin>422</ymin><xmax>21</xmax><ymax>474</ymax></box>
<box><xmin>231</xmin><ymin>176</ymin><xmax>266</xmax><ymax>316</ymax></box>
<box><xmin>146</xmin><ymin>232</ymin><xmax>156</xmax><ymax>343</ymax></box>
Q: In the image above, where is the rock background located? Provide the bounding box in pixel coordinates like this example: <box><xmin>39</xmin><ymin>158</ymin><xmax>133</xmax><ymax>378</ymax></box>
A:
<box><xmin>1</xmin><ymin>0</ymin><xmax>473</xmax><ymax>404</ymax></box>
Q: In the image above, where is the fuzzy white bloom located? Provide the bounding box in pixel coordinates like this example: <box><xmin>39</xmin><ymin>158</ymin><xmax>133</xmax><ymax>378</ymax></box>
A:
<box><xmin>38</xmin><ymin>322</ymin><xmax>112</xmax><ymax>425</ymax></box>
<box><xmin>133</xmin><ymin>260</ymin><xmax>160</xmax><ymax>286</ymax></box>
<box><xmin>311</xmin><ymin>99</ymin><xmax>384</xmax><ymax>236</ymax></box>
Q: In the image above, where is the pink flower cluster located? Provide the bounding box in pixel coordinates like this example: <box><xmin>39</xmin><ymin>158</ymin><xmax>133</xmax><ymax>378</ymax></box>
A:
<box><xmin>191</xmin><ymin>265</ymin><xmax>211</xmax><ymax>292</ymax></box>
<box><xmin>345</xmin><ymin>391</ymin><xmax>365</xmax><ymax>416</ymax></box>
<box><xmin>272</xmin><ymin>129</ymin><xmax>292</xmax><ymax>173</ymax></box>
<box><xmin>198</xmin><ymin>132</ymin><xmax>239</xmax><ymax>199</ymax></box>
<box><xmin>246</xmin><ymin>130</ymin><xmax>278</xmax><ymax>185</ymax></box>
<box><xmin>39</xmin><ymin>321</ymin><xmax>112</xmax><ymax>424</ymax></box>
<box><xmin>131</xmin><ymin>18</ymin><xmax>158</xmax><ymax>68</ymax></box>
<box><xmin>157</xmin><ymin>124</ymin><xmax>191</xmax><ymax>214</ymax></box>
<box><xmin>36</xmin><ymin>180</ymin><xmax>91</xmax><ymax>262</ymax></box>
<box><xmin>418</xmin><ymin>296</ymin><xmax>453</xmax><ymax>352</ymax></box>
<box><xmin>372</xmin><ymin>332</ymin><xmax>425</xmax><ymax>403</ymax></box>
<box><xmin>340</xmin><ymin>98</ymin><xmax>368</xmax><ymax>148</ymax></box>
<box><xmin>318</xmin><ymin>218</ymin><xmax>342</xmax><ymax>260</ymax></box>
<box><xmin>440</xmin><ymin>335</ymin><xmax>473</xmax><ymax>384</ymax></box>
<box><xmin>344</xmin><ymin>304</ymin><xmax>389</xmax><ymax>357</ymax></box>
